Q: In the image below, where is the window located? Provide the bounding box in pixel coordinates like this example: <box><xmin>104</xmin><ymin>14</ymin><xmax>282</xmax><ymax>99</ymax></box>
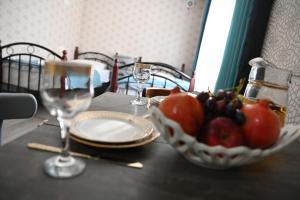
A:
<box><xmin>194</xmin><ymin>0</ymin><xmax>236</xmax><ymax>92</ymax></box>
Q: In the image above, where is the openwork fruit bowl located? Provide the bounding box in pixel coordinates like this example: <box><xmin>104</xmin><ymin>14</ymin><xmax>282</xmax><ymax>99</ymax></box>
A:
<box><xmin>150</xmin><ymin>107</ymin><xmax>300</xmax><ymax>169</ymax></box>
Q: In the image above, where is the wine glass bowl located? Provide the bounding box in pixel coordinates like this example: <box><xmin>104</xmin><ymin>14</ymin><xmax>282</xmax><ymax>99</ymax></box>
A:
<box><xmin>40</xmin><ymin>61</ymin><xmax>94</xmax><ymax>178</ymax></box>
<box><xmin>130</xmin><ymin>62</ymin><xmax>151</xmax><ymax>106</ymax></box>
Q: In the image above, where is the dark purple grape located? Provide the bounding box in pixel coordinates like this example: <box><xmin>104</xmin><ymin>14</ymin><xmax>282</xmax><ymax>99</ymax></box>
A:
<box><xmin>204</xmin><ymin>112</ymin><xmax>215</xmax><ymax>122</ymax></box>
<box><xmin>234</xmin><ymin>110</ymin><xmax>246</xmax><ymax>125</ymax></box>
<box><xmin>196</xmin><ymin>92</ymin><xmax>210</xmax><ymax>104</ymax></box>
<box><xmin>216</xmin><ymin>89</ymin><xmax>226</xmax><ymax>100</ymax></box>
<box><xmin>215</xmin><ymin>100</ymin><xmax>226</xmax><ymax>115</ymax></box>
<box><xmin>231</xmin><ymin>99</ymin><xmax>243</xmax><ymax>109</ymax></box>
<box><xmin>225</xmin><ymin>102</ymin><xmax>236</xmax><ymax>118</ymax></box>
<box><xmin>225</xmin><ymin>91</ymin><xmax>235</xmax><ymax>101</ymax></box>
<box><xmin>205</xmin><ymin>96</ymin><xmax>216</xmax><ymax>112</ymax></box>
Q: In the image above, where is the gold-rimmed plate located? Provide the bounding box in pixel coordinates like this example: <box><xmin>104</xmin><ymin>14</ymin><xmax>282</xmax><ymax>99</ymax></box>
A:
<box><xmin>70</xmin><ymin>111</ymin><xmax>153</xmax><ymax>144</ymax></box>
<box><xmin>70</xmin><ymin>131</ymin><xmax>160</xmax><ymax>149</ymax></box>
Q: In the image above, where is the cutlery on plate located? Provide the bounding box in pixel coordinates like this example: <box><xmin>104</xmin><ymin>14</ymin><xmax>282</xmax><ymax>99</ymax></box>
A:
<box><xmin>27</xmin><ymin>143</ymin><xmax>143</xmax><ymax>169</ymax></box>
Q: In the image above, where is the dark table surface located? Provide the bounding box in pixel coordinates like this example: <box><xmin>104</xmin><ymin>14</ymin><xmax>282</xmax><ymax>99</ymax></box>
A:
<box><xmin>1</xmin><ymin>92</ymin><xmax>300</xmax><ymax>200</ymax></box>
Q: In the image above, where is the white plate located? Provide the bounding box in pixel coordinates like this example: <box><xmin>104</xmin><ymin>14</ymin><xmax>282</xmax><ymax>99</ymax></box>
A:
<box><xmin>71</xmin><ymin>111</ymin><xmax>153</xmax><ymax>144</ymax></box>
<box><xmin>70</xmin><ymin>131</ymin><xmax>160</xmax><ymax>149</ymax></box>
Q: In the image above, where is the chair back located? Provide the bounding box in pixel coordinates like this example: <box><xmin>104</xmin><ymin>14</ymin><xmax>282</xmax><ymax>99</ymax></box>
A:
<box><xmin>0</xmin><ymin>93</ymin><xmax>37</xmax><ymax>143</ymax></box>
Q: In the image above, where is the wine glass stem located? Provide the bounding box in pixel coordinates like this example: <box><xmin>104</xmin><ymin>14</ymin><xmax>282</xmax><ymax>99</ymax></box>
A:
<box><xmin>58</xmin><ymin>117</ymin><xmax>71</xmax><ymax>157</ymax></box>
<box><xmin>137</xmin><ymin>82</ymin><xmax>142</xmax><ymax>101</ymax></box>
<box><xmin>61</xmin><ymin>128</ymin><xmax>70</xmax><ymax>157</ymax></box>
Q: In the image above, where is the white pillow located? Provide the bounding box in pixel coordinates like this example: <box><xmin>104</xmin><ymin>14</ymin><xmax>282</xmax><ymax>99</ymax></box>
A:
<box><xmin>98</xmin><ymin>69</ymin><xmax>110</xmax><ymax>83</ymax></box>
<box><xmin>71</xmin><ymin>59</ymin><xmax>107</xmax><ymax>70</ymax></box>
<box><xmin>71</xmin><ymin>59</ymin><xmax>110</xmax><ymax>83</ymax></box>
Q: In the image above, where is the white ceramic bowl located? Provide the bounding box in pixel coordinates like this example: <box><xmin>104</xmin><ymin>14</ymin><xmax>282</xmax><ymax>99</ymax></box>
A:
<box><xmin>150</xmin><ymin>107</ymin><xmax>300</xmax><ymax>169</ymax></box>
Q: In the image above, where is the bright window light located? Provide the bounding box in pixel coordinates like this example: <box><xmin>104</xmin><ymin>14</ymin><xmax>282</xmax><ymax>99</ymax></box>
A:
<box><xmin>194</xmin><ymin>0</ymin><xmax>236</xmax><ymax>92</ymax></box>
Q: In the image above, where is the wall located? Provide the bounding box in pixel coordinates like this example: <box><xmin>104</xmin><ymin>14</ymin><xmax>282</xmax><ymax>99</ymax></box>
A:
<box><xmin>79</xmin><ymin>0</ymin><xmax>205</xmax><ymax>75</ymax></box>
<box><xmin>0</xmin><ymin>0</ymin><xmax>84</xmax><ymax>57</ymax></box>
<box><xmin>0</xmin><ymin>0</ymin><xmax>204</xmax><ymax>75</ymax></box>
<box><xmin>261</xmin><ymin>0</ymin><xmax>300</xmax><ymax>123</ymax></box>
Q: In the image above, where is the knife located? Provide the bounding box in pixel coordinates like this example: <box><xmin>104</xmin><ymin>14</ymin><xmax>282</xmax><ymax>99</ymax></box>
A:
<box><xmin>27</xmin><ymin>143</ymin><xmax>143</xmax><ymax>169</ymax></box>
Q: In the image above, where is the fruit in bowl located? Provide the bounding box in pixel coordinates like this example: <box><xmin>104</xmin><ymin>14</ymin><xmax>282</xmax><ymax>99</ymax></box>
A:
<box><xmin>151</xmin><ymin>88</ymin><xmax>300</xmax><ymax>169</ymax></box>
<box><xmin>159</xmin><ymin>92</ymin><xmax>204</xmax><ymax>137</ymax></box>
<box><xmin>202</xmin><ymin>117</ymin><xmax>244</xmax><ymax>148</ymax></box>
<box><xmin>242</xmin><ymin>99</ymin><xmax>281</xmax><ymax>149</ymax></box>
<box><xmin>194</xmin><ymin>89</ymin><xmax>281</xmax><ymax>149</ymax></box>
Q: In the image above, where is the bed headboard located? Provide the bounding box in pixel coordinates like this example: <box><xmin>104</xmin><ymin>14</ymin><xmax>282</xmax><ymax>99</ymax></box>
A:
<box><xmin>116</xmin><ymin>61</ymin><xmax>194</xmax><ymax>95</ymax></box>
<box><xmin>1</xmin><ymin>41</ymin><xmax>66</xmax><ymax>60</ymax></box>
<box><xmin>74</xmin><ymin>46</ymin><xmax>114</xmax><ymax>69</ymax></box>
<box><xmin>0</xmin><ymin>40</ymin><xmax>67</xmax><ymax>94</ymax></box>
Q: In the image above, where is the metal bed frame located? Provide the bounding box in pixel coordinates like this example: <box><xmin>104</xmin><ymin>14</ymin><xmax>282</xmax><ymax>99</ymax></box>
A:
<box><xmin>117</xmin><ymin>61</ymin><xmax>193</xmax><ymax>95</ymax></box>
<box><xmin>73</xmin><ymin>46</ymin><xmax>116</xmax><ymax>96</ymax></box>
<box><xmin>0</xmin><ymin>41</ymin><xmax>66</xmax><ymax>99</ymax></box>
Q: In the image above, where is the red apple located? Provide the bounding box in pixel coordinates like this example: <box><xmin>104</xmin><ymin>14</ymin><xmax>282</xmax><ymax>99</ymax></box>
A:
<box><xmin>202</xmin><ymin>117</ymin><xmax>244</xmax><ymax>148</ymax></box>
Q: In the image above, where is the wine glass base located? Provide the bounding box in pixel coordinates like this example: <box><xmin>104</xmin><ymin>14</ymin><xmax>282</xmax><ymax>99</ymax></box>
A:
<box><xmin>130</xmin><ymin>98</ymin><xmax>147</xmax><ymax>106</ymax></box>
<box><xmin>44</xmin><ymin>155</ymin><xmax>86</xmax><ymax>178</ymax></box>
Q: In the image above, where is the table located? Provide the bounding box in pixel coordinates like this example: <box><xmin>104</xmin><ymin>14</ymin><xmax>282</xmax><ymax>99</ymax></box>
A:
<box><xmin>1</xmin><ymin>92</ymin><xmax>300</xmax><ymax>200</ymax></box>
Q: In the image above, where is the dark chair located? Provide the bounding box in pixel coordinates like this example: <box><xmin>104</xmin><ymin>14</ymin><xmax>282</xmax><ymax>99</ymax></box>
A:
<box><xmin>0</xmin><ymin>93</ymin><xmax>37</xmax><ymax>143</ymax></box>
<box><xmin>144</xmin><ymin>87</ymin><xmax>172</xmax><ymax>98</ymax></box>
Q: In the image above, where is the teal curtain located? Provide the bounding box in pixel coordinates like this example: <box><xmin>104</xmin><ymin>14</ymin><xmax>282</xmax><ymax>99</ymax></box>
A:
<box><xmin>214</xmin><ymin>0</ymin><xmax>254</xmax><ymax>92</ymax></box>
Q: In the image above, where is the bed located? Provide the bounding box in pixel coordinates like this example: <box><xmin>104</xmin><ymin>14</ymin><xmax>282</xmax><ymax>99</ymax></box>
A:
<box><xmin>0</xmin><ymin>41</ymin><xmax>67</xmax><ymax>100</ymax></box>
<box><xmin>0</xmin><ymin>42</ymin><xmax>116</xmax><ymax>101</ymax></box>
<box><xmin>116</xmin><ymin>62</ymin><xmax>193</xmax><ymax>95</ymax></box>
<box><xmin>73</xmin><ymin>46</ymin><xmax>115</xmax><ymax>96</ymax></box>
<box><xmin>73</xmin><ymin>47</ymin><xmax>194</xmax><ymax>96</ymax></box>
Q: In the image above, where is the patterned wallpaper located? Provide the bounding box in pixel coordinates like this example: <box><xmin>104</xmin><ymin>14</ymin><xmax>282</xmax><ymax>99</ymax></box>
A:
<box><xmin>261</xmin><ymin>0</ymin><xmax>300</xmax><ymax>123</ymax></box>
<box><xmin>79</xmin><ymin>0</ymin><xmax>205</xmax><ymax>75</ymax></box>
<box><xmin>0</xmin><ymin>0</ymin><xmax>84</xmax><ymax>58</ymax></box>
<box><xmin>0</xmin><ymin>0</ymin><xmax>204</xmax><ymax>75</ymax></box>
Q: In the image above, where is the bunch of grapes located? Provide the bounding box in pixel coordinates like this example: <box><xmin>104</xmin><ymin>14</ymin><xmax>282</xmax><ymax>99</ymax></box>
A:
<box><xmin>196</xmin><ymin>89</ymin><xmax>245</xmax><ymax>125</ymax></box>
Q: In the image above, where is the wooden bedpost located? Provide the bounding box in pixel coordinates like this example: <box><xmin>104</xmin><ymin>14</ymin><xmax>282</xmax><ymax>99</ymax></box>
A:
<box><xmin>0</xmin><ymin>40</ymin><xmax>2</xmax><ymax>90</ymax></box>
<box><xmin>74</xmin><ymin>46</ymin><xmax>79</xmax><ymax>59</ymax></box>
<box><xmin>62</xmin><ymin>50</ymin><xmax>67</xmax><ymax>61</ymax></box>
<box><xmin>181</xmin><ymin>64</ymin><xmax>185</xmax><ymax>73</ymax></box>
<box><xmin>60</xmin><ymin>50</ymin><xmax>67</xmax><ymax>97</ymax></box>
<box><xmin>180</xmin><ymin>64</ymin><xmax>186</xmax><ymax>79</ymax></box>
<box><xmin>110</xmin><ymin>52</ymin><xmax>119</xmax><ymax>92</ymax></box>
<box><xmin>188</xmin><ymin>72</ymin><xmax>196</xmax><ymax>92</ymax></box>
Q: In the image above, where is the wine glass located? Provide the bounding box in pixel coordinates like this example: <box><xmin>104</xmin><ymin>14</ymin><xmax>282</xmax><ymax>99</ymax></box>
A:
<box><xmin>40</xmin><ymin>61</ymin><xmax>94</xmax><ymax>178</ymax></box>
<box><xmin>130</xmin><ymin>62</ymin><xmax>151</xmax><ymax>106</ymax></box>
